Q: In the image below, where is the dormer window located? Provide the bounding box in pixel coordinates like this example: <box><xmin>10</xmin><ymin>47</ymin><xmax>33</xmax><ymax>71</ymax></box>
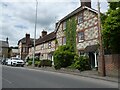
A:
<box><xmin>63</xmin><ymin>21</ymin><xmax>66</xmax><ymax>30</ymax></box>
<box><xmin>78</xmin><ymin>13</ymin><xmax>83</xmax><ymax>24</ymax></box>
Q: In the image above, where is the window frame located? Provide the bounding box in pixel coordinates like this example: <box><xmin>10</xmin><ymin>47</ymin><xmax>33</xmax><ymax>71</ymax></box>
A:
<box><xmin>78</xmin><ymin>13</ymin><xmax>83</xmax><ymax>24</ymax></box>
<box><xmin>63</xmin><ymin>21</ymin><xmax>66</xmax><ymax>30</ymax></box>
<box><xmin>78</xmin><ymin>31</ymin><xmax>84</xmax><ymax>42</ymax></box>
<box><xmin>48</xmin><ymin>41</ymin><xmax>51</xmax><ymax>49</ymax></box>
<box><xmin>62</xmin><ymin>37</ymin><xmax>66</xmax><ymax>45</ymax></box>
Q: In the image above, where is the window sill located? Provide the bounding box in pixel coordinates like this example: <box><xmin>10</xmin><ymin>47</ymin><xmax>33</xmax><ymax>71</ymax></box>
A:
<box><xmin>78</xmin><ymin>40</ymin><xmax>84</xmax><ymax>43</ymax></box>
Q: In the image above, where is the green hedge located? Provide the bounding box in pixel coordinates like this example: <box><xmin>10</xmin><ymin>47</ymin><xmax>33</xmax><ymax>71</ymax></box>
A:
<box><xmin>28</xmin><ymin>60</ymin><xmax>32</xmax><ymax>66</ymax></box>
<box><xmin>35</xmin><ymin>61</ymin><xmax>41</xmax><ymax>67</ymax></box>
<box><xmin>40</xmin><ymin>59</ymin><xmax>52</xmax><ymax>67</ymax></box>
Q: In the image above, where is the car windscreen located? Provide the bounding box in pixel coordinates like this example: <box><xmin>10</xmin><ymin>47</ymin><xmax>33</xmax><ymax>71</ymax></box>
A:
<box><xmin>12</xmin><ymin>58</ymin><xmax>20</xmax><ymax>60</ymax></box>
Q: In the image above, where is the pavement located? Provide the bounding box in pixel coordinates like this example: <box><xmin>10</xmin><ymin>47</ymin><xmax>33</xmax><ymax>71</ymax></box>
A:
<box><xmin>24</xmin><ymin>65</ymin><xmax>119</xmax><ymax>83</ymax></box>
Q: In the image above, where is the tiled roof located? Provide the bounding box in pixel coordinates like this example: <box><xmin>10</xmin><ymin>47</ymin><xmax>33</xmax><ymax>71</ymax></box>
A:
<box><xmin>35</xmin><ymin>31</ymin><xmax>56</xmax><ymax>46</ymax></box>
<box><xmin>18</xmin><ymin>38</ymin><xmax>34</xmax><ymax>45</ymax></box>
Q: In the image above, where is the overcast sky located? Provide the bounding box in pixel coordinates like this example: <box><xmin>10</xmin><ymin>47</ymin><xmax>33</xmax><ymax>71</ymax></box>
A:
<box><xmin>0</xmin><ymin>0</ymin><xmax>108</xmax><ymax>47</ymax></box>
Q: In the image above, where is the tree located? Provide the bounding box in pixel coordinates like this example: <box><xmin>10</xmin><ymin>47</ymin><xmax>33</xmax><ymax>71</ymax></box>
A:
<box><xmin>102</xmin><ymin>2</ymin><xmax>120</xmax><ymax>54</ymax></box>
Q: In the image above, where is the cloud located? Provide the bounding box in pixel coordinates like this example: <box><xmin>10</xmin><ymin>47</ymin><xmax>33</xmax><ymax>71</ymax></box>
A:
<box><xmin>0</xmin><ymin>0</ymin><xmax>108</xmax><ymax>46</ymax></box>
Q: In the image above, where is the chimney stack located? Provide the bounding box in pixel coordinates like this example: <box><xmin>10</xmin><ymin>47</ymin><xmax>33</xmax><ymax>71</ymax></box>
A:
<box><xmin>6</xmin><ymin>37</ymin><xmax>8</xmax><ymax>43</ymax></box>
<box><xmin>80</xmin><ymin>0</ymin><xmax>91</xmax><ymax>8</ymax></box>
<box><xmin>42</xmin><ymin>30</ymin><xmax>47</xmax><ymax>37</ymax></box>
<box><xmin>26</xmin><ymin>33</ymin><xmax>30</xmax><ymax>45</ymax></box>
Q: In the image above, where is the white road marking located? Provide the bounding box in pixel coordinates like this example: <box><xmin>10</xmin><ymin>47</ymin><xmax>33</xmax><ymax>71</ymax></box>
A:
<box><xmin>2</xmin><ymin>77</ymin><xmax>12</xmax><ymax>84</ymax></box>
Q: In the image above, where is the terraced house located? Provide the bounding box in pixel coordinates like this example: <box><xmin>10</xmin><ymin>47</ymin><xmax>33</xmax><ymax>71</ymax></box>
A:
<box><xmin>55</xmin><ymin>1</ymin><xmax>99</xmax><ymax>69</ymax></box>
<box><xmin>28</xmin><ymin>30</ymin><xmax>56</xmax><ymax>65</ymax></box>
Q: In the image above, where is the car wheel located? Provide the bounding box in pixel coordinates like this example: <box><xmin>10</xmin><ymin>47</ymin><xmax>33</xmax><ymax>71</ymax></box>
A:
<box><xmin>21</xmin><ymin>65</ymin><xmax>24</xmax><ymax>67</ymax></box>
<box><xmin>11</xmin><ymin>62</ymin><xmax>13</xmax><ymax>66</ymax></box>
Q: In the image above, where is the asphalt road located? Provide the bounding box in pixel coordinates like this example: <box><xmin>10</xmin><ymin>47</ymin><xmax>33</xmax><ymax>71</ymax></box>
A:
<box><xmin>2</xmin><ymin>65</ymin><xmax>118</xmax><ymax>88</ymax></box>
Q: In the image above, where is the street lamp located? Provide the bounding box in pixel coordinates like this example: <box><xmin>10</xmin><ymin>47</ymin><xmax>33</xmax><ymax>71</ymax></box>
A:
<box><xmin>33</xmin><ymin>0</ymin><xmax>38</xmax><ymax>67</ymax></box>
<box><xmin>97</xmin><ymin>0</ymin><xmax>105</xmax><ymax>76</ymax></box>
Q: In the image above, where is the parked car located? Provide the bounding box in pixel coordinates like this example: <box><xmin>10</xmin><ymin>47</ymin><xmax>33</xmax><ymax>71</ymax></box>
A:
<box><xmin>7</xmin><ymin>57</ymin><xmax>24</xmax><ymax>67</ymax></box>
<box><xmin>1</xmin><ymin>58</ymin><xmax>8</xmax><ymax>65</ymax></box>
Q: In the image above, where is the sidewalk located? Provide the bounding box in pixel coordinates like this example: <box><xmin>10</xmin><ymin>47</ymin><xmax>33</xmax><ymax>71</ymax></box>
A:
<box><xmin>24</xmin><ymin>65</ymin><xmax>118</xmax><ymax>83</ymax></box>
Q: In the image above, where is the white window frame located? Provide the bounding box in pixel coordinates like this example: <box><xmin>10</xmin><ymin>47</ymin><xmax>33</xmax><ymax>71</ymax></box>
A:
<box><xmin>78</xmin><ymin>32</ymin><xmax>84</xmax><ymax>42</ymax></box>
<box><xmin>63</xmin><ymin>21</ymin><xmax>66</xmax><ymax>30</ymax></box>
<box><xmin>78</xmin><ymin>13</ymin><xmax>83</xmax><ymax>24</ymax></box>
<box><xmin>41</xmin><ymin>44</ymin><xmax>44</xmax><ymax>50</ymax></box>
<box><xmin>63</xmin><ymin>37</ymin><xmax>66</xmax><ymax>45</ymax></box>
<box><xmin>48</xmin><ymin>41</ymin><xmax>51</xmax><ymax>49</ymax></box>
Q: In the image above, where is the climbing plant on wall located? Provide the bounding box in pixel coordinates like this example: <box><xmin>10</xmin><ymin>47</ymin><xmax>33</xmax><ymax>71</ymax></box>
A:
<box><xmin>65</xmin><ymin>16</ymin><xmax>77</xmax><ymax>52</ymax></box>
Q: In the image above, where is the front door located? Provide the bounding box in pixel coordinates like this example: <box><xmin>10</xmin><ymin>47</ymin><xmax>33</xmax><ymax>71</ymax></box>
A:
<box><xmin>89</xmin><ymin>52</ymin><xmax>95</xmax><ymax>69</ymax></box>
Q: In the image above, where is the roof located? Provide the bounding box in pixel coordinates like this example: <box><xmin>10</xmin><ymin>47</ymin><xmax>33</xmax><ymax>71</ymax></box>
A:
<box><xmin>55</xmin><ymin>6</ymin><xmax>98</xmax><ymax>32</ymax></box>
<box><xmin>0</xmin><ymin>41</ymin><xmax>9</xmax><ymax>48</ymax></box>
<box><xmin>84</xmin><ymin>45</ymin><xmax>98</xmax><ymax>53</ymax></box>
<box><xmin>18</xmin><ymin>37</ymin><xmax>34</xmax><ymax>45</ymax></box>
<box><xmin>35</xmin><ymin>31</ymin><xmax>56</xmax><ymax>46</ymax></box>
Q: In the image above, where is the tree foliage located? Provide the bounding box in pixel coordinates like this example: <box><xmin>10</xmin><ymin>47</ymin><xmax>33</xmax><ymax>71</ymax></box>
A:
<box><xmin>102</xmin><ymin>2</ymin><xmax>120</xmax><ymax>54</ymax></box>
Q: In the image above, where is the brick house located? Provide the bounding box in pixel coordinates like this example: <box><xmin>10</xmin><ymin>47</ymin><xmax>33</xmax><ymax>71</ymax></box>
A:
<box><xmin>55</xmin><ymin>1</ymin><xmax>99</xmax><ymax>69</ymax></box>
<box><xmin>28</xmin><ymin>30</ymin><xmax>56</xmax><ymax>65</ymax></box>
<box><xmin>18</xmin><ymin>34</ymin><xmax>34</xmax><ymax>60</ymax></box>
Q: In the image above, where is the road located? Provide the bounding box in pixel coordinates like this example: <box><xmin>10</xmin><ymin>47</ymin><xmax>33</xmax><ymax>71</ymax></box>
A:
<box><xmin>2</xmin><ymin>65</ymin><xmax>118</xmax><ymax>88</ymax></box>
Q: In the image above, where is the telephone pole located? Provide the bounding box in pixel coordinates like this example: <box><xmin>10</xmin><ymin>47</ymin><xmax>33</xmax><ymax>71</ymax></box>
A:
<box><xmin>97</xmin><ymin>0</ymin><xmax>105</xmax><ymax>76</ymax></box>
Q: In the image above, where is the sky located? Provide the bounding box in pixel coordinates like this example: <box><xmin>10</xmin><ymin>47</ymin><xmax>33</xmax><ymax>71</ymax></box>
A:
<box><xmin>0</xmin><ymin>0</ymin><xmax>109</xmax><ymax>47</ymax></box>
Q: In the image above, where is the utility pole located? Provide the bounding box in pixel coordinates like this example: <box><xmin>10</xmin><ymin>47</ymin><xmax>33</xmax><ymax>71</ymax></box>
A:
<box><xmin>33</xmin><ymin>0</ymin><xmax>38</xmax><ymax>67</ymax></box>
<box><xmin>97</xmin><ymin>0</ymin><xmax>105</xmax><ymax>76</ymax></box>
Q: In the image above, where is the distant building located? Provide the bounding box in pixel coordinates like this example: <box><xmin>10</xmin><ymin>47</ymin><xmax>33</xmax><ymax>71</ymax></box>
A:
<box><xmin>0</xmin><ymin>38</ymin><xmax>9</xmax><ymax>59</ymax></box>
<box><xmin>28</xmin><ymin>30</ymin><xmax>56</xmax><ymax>65</ymax></box>
<box><xmin>9</xmin><ymin>47</ymin><xmax>19</xmax><ymax>57</ymax></box>
<box><xmin>18</xmin><ymin>34</ymin><xmax>34</xmax><ymax>60</ymax></box>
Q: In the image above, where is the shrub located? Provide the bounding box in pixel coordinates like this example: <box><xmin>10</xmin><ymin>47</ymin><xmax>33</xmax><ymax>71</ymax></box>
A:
<box><xmin>35</xmin><ymin>61</ymin><xmax>41</xmax><ymax>67</ymax></box>
<box><xmin>40</xmin><ymin>59</ymin><xmax>52</xmax><ymax>67</ymax></box>
<box><xmin>28</xmin><ymin>60</ymin><xmax>32</xmax><ymax>66</ymax></box>
<box><xmin>53</xmin><ymin>45</ymin><xmax>75</xmax><ymax>70</ymax></box>
<box><xmin>73</xmin><ymin>55</ymin><xmax>91</xmax><ymax>71</ymax></box>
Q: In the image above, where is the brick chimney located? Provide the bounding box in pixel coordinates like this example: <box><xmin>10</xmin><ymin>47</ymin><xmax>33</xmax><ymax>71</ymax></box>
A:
<box><xmin>6</xmin><ymin>37</ymin><xmax>8</xmax><ymax>43</ymax></box>
<box><xmin>80</xmin><ymin>0</ymin><xmax>91</xmax><ymax>8</ymax></box>
<box><xmin>25</xmin><ymin>33</ymin><xmax>30</xmax><ymax>45</ymax></box>
<box><xmin>42</xmin><ymin>30</ymin><xmax>47</xmax><ymax>37</ymax></box>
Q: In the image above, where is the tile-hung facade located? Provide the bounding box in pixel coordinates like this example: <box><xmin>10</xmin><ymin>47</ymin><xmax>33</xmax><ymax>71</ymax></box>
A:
<box><xmin>28</xmin><ymin>31</ymin><xmax>56</xmax><ymax>65</ymax></box>
<box><xmin>18</xmin><ymin>34</ymin><xmax>33</xmax><ymax>60</ymax></box>
<box><xmin>55</xmin><ymin>1</ymin><xmax>99</xmax><ymax>69</ymax></box>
